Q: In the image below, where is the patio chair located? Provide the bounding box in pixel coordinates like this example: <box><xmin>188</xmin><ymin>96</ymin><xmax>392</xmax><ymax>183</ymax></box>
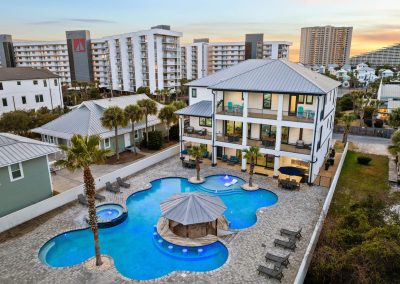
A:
<box><xmin>227</xmin><ymin>101</ymin><xmax>233</xmax><ymax>113</ymax></box>
<box><xmin>78</xmin><ymin>194</ymin><xmax>88</xmax><ymax>206</ymax></box>
<box><xmin>297</xmin><ymin>106</ymin><xmax>304</xmax><ymax>118</ymax></box>
<box><xmin>257</xmin><ymin>265</ymin><xmax>284</xmax><ymax>282</ymax></box>
<box><xmin>274</xmin><ymin>238</ymin><xmax>296</xmax><ymax>251</ymax></box>
<box><xmin>106</xmin><ymin>182</ymin><xmax>120</xmax><ymax>193</ymax></box>
<box><xmin>186</xmin><ymin>127</ymin><xmax>194</xmax><ymax>134</ymax></box>
<box><xmin>203</xmin><ymin>151</ymin><xmax>209</xmax><ymax>158</ymax></box>
<box><xmin>265</xmin><ymin>252</ymin><xmax>290</xmax><ymax>268</ymax></box>
<box><xmin>117</xmin><ymin>177</ymin><xmax>130</xmax><ymax>188</ymax></box>
<box><xmin>222</xmin><ymin>155</ymin><xmax>228</xmax><ymax>162</ymax></box>
<box><xmin>280</xmin><ymin>228</ymin><xmax>302</xmax><ymax>240</ymax></box>
<box><xmin>94</xmin><ymin>192</ymin><xmax>106</xmax><ymax>201</ymax></box>
<box><xmin>228</xmin><ymin>156</ymin><xmax>239</xmax><ymax>165</ymax></box>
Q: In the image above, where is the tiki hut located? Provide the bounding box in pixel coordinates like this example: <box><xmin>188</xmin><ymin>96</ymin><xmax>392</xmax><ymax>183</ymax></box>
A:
<box><xmin>160</xmin><ymin>192</ymin><xmax>226</xmax><ymax>239</ymax></box>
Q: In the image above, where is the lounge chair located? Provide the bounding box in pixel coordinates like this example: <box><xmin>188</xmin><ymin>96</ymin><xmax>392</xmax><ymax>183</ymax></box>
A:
<box><xmin>228</xmin><ymin>156</ymin><xmax>239</xmax><ymax>165</ymax></box>
<box><xmin>280</xmin><ymin>228</ymin><xmax>302</xmax><ymax>240</ymax></box>
<box><xmin>94</xmin><ymin>192</ymin><xmax>106</xmax><ymax>201</ymax></box>
<box><xmin>106</xmin><ymin>182</ymin><xmax>120</xmax><ymax>193</ymax></box>
<box><xmin>274</xmin><ymin>239</ymin><xmax>296</xmax><ymax>251</ymax></box>
<box><xmin>78</xmin><ymin>194</ymin><xmax>88</xmax><ymax>205</ymax></box>
<box><xmin>203</xmin><ymin>151</ymin><xmax>209</xmax><ymax>158</ymax></box>
<box><xmin>257</xmin><ymin>265</ymin><xmax>284</xmax><ymax>282</ymax></box>
<box><xmin>221</xmin><ymin>155</ymin><xmax>228</xmax><ymax>162</ymax></box>
<box><xmin>265</xmin><ymin>253</ymin><xmax>290</xmax><ymax>268</ymax></box>
<box><xmin>117</xmin><ymin>177</ymin><xmax>130</xmax><ymax>188</ymax></box>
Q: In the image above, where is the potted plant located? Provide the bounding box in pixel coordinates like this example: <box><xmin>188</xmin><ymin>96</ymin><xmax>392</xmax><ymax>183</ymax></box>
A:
<box><xmin>325</xmin><ymin>160</ymin><xmax>330</xmax><ymax>170</ymax></box>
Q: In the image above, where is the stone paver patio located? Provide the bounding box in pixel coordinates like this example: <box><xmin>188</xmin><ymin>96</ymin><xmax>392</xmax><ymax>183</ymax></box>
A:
<box><xmin>0</xmin><ymin>155</ymin><xmax>328</xmax><ymax>284</ymax></box>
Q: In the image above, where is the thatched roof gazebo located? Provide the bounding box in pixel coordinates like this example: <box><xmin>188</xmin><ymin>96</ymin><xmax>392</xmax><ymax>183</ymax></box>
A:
<box><xmin>160</xmin><ymin>192</ymin><xmax>227</xmax><ymax>239</ymax></box>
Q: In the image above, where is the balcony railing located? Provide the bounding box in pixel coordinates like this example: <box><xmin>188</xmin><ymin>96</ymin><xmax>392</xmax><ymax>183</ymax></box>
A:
<box><xmin>280</xmin><ymin>143</ymin><xmax>311</xmax><ymax>155</ymax></box>
<box><xmin>248</xmin><ymin>108</ymin><xmax>278</xmax><ymax>119</ymax></box>
<box><xmin>216</xmin><ymin>134</ymin><xmax>242</xmax><ymax>145</ymax></box>
<box><xmin>247</xmin><ymin>138</ymin><xmax>276</xmax><ymax>149</ymax></box>
<box><xmin>183</xmin><ymin>128</ymin><xmax>211</xmax><ymax>140</ymax></box>
<box><xmin>282</xmin><ymin>111</ymin><xmax>315</xmax><ymax>123</ymax></box>
<box><xmin>216</xmin><ymin>105</ymin><xmax>243</xmax><ymax>116</ymax></box>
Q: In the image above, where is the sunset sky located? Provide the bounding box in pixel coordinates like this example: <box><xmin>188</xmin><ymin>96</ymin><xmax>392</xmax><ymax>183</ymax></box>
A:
<box><xmin>2</xmin><ymin>0</ymin><xmax>399</xmax><ymax>61</ymax></box>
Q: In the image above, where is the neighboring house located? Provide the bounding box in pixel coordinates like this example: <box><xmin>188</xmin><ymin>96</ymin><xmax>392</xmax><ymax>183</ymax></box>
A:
<box><xmin>176</xmin><ymin>59</ymin><xmax>340</xmax><ymax>184</ymax></box>
<box><xmin>32</xmin><ymin>94</ymin><xmax>165</xmax><ymax>154</ymax></box>
<box><xmin>0</xmin><ymin>133</ymin><xmax>58</xmax><ymax>217</ymax></box>
<box><xmin>0</xmin><ymin>67</ymin><xmax>63</xmax><ymax>115</ymax></box>
<box><xmin>355</xmin><ymin>64</ymin><xmax>377</xmax><ymax>84</ymax></box>
<box><xmin>336</xmin><ymin>69</ymin><xmax>350</xmax><ymax>81</ymax></box>
<box><xmin>377</xmin><ymin>82</ymin><xmax>400</xmax><ymax>119</ymax></box>
<box><xmin>381</xmin><ymin>69</ymin><xmax>394</xmax><ymax>78</ymax></box>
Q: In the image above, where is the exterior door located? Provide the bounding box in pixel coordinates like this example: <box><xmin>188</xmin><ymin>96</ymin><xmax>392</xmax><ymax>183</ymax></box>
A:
<box><xmin>289</xmin><ymin>94</ymin><xmax>298</xmax><ymax>116</ymax></box>
<box><xmin>217</xmin><ymin>146</ymin><xmax>223</xmax><ymax>158</ymax></box>
<box><xmin>124</xmin><ymin>133</ymin><xmax>131</xmax><ymax>147</ymax></box>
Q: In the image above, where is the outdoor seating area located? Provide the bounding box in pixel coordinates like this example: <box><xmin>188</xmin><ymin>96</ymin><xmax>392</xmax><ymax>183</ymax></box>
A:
<box><xmin>278</xmin><ymin>178</ymin><xmax>300</xmax><ymax>190</ymax></box>
<box><xmin>217</xmin><ymin>102</ymin><xmax>244</xmax><ymax>116</ymax></box>
<box><xmin>184</xmin><ymin>127</ymin><xmax>211</xmax><ymax>139</ymax></box>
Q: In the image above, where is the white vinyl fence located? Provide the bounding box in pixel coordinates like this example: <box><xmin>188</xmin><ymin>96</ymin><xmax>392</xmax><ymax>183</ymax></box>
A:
<box><xmin>0</xmin><ymin>145</ymin><xmax>180</xmax><ymax>233</ymax></box>
<box><xmin>294</xmin><ymin>142</ymin><xmax>349</xmax><ymax>284</ymax></box>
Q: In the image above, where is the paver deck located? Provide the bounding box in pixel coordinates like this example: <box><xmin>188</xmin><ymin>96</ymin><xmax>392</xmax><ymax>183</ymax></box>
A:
<box><xmin>0</xmin><ymin>155</ymin><xmax>328</xmax><ymax>284</ymax></box>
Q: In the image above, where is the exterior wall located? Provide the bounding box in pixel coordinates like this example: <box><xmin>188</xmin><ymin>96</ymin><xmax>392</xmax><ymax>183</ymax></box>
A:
<box><xmin>188</xmin><ymin>86</ymin><xmax>212</xmax><ymax>105</ymax></box>
<box><xmin>0</xmin><ymin>156</ymin><xmax>52</xmax><ymax>217</ymax></box>
<box><xmin>0</xmin><ymin>77</ymin><xmax>63</xmax><ymax>114</ymax></box>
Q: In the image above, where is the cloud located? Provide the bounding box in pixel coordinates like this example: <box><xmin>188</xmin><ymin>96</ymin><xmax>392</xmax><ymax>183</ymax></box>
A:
<box><xmin>29</xmin><ymin>18</ymin><xmax>116</xmax><ymax>25</ymax></box>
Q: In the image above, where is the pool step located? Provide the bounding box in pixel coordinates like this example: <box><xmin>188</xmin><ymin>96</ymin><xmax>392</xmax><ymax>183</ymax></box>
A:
<box><xmin>196</xmin><ymin>185</ymin><xmax>243</xmax><ymax>195</ymax></box>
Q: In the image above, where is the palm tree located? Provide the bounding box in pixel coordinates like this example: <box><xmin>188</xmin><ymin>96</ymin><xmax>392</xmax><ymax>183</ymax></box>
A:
<box><xmin>171</xmin><ymin>100</ymin><xmax>186</xmax><ymax>110</ymax></box>
<box><xmin>101</xmin><ymin>106</ymin><xmax>127</xmax><ymax>161</ymax></box>
<box><xmin>188</xmin><ymin>145</ymin><xmax>206</xmax><ymax>181</ymax></box>
<box><xmin>56</xmin><ymin>135</ymin><xmax>110</xmax><ymax>266</ymax></box>
<box><xmin>370</xmin><ymin>99</ymin><xmax>384</xmax><ymax>130</ymax></box>
<box><xmin>389</xmin><ymin>108</ymin><xmax>400</xmax><ymax>129</ymax></box>
<box><xmin>388</xmin><ymin>130</ymin><xmax>400</xmax><ymax>174</ymax></box>
<box><xmin>160</xmin><ymin>88</ymin><xmax>170</xmax><ymax>103</ymax></box>
<box><xmin>242</xmin><ymin>146</ymin><xmax>261</xmax><ymax>187</ymax></box>
<box><xmin>341</xmin><ymin>114</ymin><xmax>355</xmax><ymax>144</ymax></box>
<box><xmin>158</xmin><ymin>105</ymin><xmax>177</xmax><ymax>142</ymax></box>
<box><xmin>137</xmin><ymin>99</ymin><xmax>158</xmax><ymax>147</ymax></box>
<box><xmin>124</xmin><ymin>104</ymin><xmax>144</xmax><ymax>155</ymax></box>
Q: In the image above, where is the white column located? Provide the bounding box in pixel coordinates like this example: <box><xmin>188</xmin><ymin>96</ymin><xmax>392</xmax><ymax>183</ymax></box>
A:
<box><xmin>277</xmin><ymin>93</ymin><xmax>283</xmax><ymax>121</ymax></box>
<box><xmin>273</xmin><ymin>157</ymin><xmax>280</xmax><ymax>177</ymax></box>
<box><xmin>241</xmin><ymin>157</ymin><xmax>247</xmax><ymax>172</ymax></box>
<box><xmin>211</xmin><ymin>91</ymin><xmax>217</xmax><ymax>166</ymax></box>
<box><xmin>243</xmin><ymin>92</ymin><xmax>249</xmax><ymax>118</ymax></box>
<box><xmin>274</xmin><ymin>93</ymin><xmax>284</xmax><ymax>178</ymax></box>
<box><xmin>179</xmin><ymin>116</ymin><xmax>184</xmax><ymax>157</ymax></box>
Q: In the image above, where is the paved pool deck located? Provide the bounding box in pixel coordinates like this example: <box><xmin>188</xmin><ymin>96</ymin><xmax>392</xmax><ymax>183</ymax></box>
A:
<box><xmin>0</xmin><ymin>155</ymin><xmax>328</xmax><ymax>284</ymax></box>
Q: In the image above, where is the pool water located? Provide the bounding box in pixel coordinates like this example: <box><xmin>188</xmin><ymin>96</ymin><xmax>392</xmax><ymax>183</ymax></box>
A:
<box><xmin>39</xmin><ymin>175</ymin><xmax>278</xmax><ymax>280</ymax></box>
<box><xmin>96</xmin><ymin>204</ymin><xmax>123</xmax><ymax>221</ymax></box>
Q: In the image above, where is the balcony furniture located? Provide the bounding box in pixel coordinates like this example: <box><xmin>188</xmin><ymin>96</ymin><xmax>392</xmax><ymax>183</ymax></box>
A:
<box><xmin>203</xmin><ymin>151</ymin><xmax>209</xmax><ymax>158</ymax></box>
<box><xmin>181</xmin><ymin>149</ymin><xmax>188</xmax><ymax>155</ymax></box>
<box><xmin>227</xmin><ymin>101</ymin><xmax>233</xmax><ymax>113</ymax></box>
<box><xmin>257</xmin><ymin>265</ymin><xmax>284</xmax><ymax>281</ymax></box>
<box><xmin>222</xmin><ymin>155</ymin><xmax>228</xmax><ymax>162</ymax></box>
<box><xmin>228</xmin><ymin>156</ymin><xmax>239</xmax><ymax>165</ymax></box>
<box><xmin>297</xmin><ymin>106</ymin><xmax>304</xmax><ymax>118</ymax></box>
<box><xmin>304</xmin><ymin>110</ymin><xmax>315</xmax><ymax>119</ymax></box>
<box><xmin>295</xmin><ymin>140</ymin><xmax>305</xmax><ymax>149</ymax></box>
<box><xmin>262</xmin><ymin>138</ymin><xmax>275</xmax><ymax>148</ymax></box>
<box><xmin>196</xmin><ymin>128</ymin><xmax>207</xmax><ymax>136</ymax></box>
<box><xmin>280</xmin><ymin>228</ymin><xmax>302</xmax><ymax>240</ymax></box>
<box><xmin>185</xmin><ymin>127</ymin><xmax>194</xmax><ymax>134</ymax></box>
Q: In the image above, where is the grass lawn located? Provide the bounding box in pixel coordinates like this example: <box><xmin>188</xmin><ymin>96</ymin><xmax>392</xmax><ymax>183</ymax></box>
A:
<box><xmin>330</xmin><ymin>151</ymin><xmax>390</xmax><ymax>216</ymax></box>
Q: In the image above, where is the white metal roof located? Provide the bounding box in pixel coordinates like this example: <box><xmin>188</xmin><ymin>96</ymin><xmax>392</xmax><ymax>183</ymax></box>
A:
<box><xmin>32</xmin><ymin>94</ymin><xmax>163</xmax><ymax>140</ymax></box>
<box><xmin>175</xmin><ymin>100</ymin><xmax>212</xmax><ymax>117</ymax></box>
<box><xmin>0</xmin><ymin>133</ymin><xmax>58</xmax><ymax>167</ymax></box>
<box><xmin>187</xmin><ymin>59</ymin><xmax>341</xmax><ymax>95</ymax></box>
<box><xmin>160</xmin><ymin>192</ymin><xmax>226</xmax><ymax>225</ymax></box>
<box><xmin>379</xmin><ymin>84</ymin><xmax>400</xmax><ymax>99</ymax></box>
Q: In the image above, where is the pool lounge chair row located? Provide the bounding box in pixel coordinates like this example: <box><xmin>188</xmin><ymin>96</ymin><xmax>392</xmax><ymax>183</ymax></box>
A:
<box><xmin>257</xmin><ymin>228</ymin><xmax>302</xmax><ymax>281</ymax></box>
<box><xmin>221</xmin><ymin>155</ymin><xmax>240</xmax><ymax>165</ymax></box>
<box><xmin>78</xmin><ymin>177</ymin><xmax>130</xmax><ymax>205</ymax></box>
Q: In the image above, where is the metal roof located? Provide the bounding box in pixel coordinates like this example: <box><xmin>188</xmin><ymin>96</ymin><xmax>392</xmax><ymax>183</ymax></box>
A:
<box><xmin>0</xmin><ymin>67</ymin><xmax>59</xmax><ymax>81</ymax></box>
<box><xmin>0</xmin><ymin>133</ymin><xmax>58</xmax><ymax>167</ymax></box>
<box><xmin>32</xmin><ymin>94</ymin><xmax>163</xmax><ymax>140</ymax></box>
<box><xmin>379</xmin><ymin>84</ymin><xmax>400</xmax><ymax>99</ymax></box>
<box><xmin>160</xmin><ymin>192</ymin><xmax>226</xmax><ymax>225</ymax></box>
<box><xmin>187</xmin><ymin>59</ymin><xmax>341</xmax><ymax>95</ymax></box>
<box><xmin>175</xmin><ymin>100</ymin><xmax>212</xmax><ymax>117</ymax></box>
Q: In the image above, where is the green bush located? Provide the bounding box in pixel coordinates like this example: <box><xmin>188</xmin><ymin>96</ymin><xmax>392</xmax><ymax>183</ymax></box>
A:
<box><xmin>374</xmin><ymin>119</ymin><xmax>384</xmax><ymax>128</ymax></box>
<box><xmin>147</xmin><ymin>130</ymin><xmax>164</xmax><ymax>150</ymax></box>
<box><xmin>357</xmin><ymin>156</ymin><xmax>372</xmax><ymax>165</ymax></box>
<box><xmin>169</xmin><ymin>124</ymin><xmax>179</xmax><ymax>141</ymax></box>
<box><xmin>337</xmin><ymin>94</ymin><xmax>354</xmax><ymax>111</ymax></box>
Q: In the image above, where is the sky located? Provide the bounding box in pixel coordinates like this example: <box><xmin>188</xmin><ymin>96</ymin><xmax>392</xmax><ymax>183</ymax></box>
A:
<box><xmin>2</xmin><ymin>0</ymin><xmax>399</xmax><ymax>61</ymax></box>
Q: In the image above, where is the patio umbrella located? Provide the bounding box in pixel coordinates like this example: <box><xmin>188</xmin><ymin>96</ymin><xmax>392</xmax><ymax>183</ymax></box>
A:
<box><xmin>278</xmin><ymin>166</ymin><xmax>305</xmax><ymax>177</ymax></box>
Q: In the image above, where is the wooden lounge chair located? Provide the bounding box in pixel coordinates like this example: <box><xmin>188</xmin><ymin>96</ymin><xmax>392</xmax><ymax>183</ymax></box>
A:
<box><xmin>280</xmin><ymin>228</ymin><xmax>302</xmax><ymax>240</ymax></box>
<box><xmin>274</xmin><ymin>239</ymin><xmax>296</xmax><ymax>251</ymax></box>
<box><xmin>257</xmin><ymin>265</ymin><xmax>284</xmax><ymax>282</ymax></box>
<box><xmin>78</xmin><ymin>194</ymin><xmax>88</xmax><ymax>205</ymax></box>
<box><xmin>265</xmin><ymin>253</ymin><xmax>290</xmax><ymax>268</ymax></box>
<box><xmin>94</xmin><ymin>192</ymin><xmax>106</xmax><ymax>201</ymax></box>
<box><xmin>117</xmin><ymin>177</ymin><xmax>130</xmax><ymax>188</ymax></box>
<box><xmin>106</xmin><ymin>182</ymin><xmax>120</xmax><ymax>193</ymax></box>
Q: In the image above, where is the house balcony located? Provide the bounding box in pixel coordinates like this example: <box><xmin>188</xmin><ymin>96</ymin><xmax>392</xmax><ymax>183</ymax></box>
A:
<box><xmin>280</xmin><ymin>143</ymin><xmax>311</xmax><ymax>155</ymax></box>
<box><xmin>216</xmin><ymin>105</ymin><xmax>243</xmax><ymax>116</ymax></box>
<box><xmin>247</xmin><ymin>137</ymin><xmax>276</xmax><ymax>149</ymax></box>
<box><xmin>282</xmin><ymin>111</ymin><xmax>315</xmax><ymax>123</ymax></box>
<box><xmin>216</xmin><ymin>133</ymin><xmax>242</xmax><ymax>145</ymax></box>
<box><xmin>183</xmin><ymin>127</ymin><xmax>211</xmax><ymax>140</ymax></box>
<box><xmin>248</xmin><ymin>108</ymin><xmax>278</xmax><ymax>120</ymax></box>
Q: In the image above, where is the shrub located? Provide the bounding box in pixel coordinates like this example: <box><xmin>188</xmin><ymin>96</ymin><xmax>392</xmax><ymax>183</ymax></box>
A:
<box><xmin>147</xmin><ymin>130</ymin><xmax>163</xmax><ymax>150</ymax></box>
<box><xmin>357</xmin><ymin>156</ymin><xmax>372</xmax><ymax>165</ymax></box>
<box><xmin>337</xmin><ymin>94</ymin><xmax>354</xmax><ymax>111</ymax></box>
<box><xmin>169</xmin><ymin>124</ymin><xmax>179</xmax><ymax>141</ymax></box>
<box><xmin>364</xmin><ymin>118</ymin><xmax>372</xmax><ymax>127</ymax></box>
<box><xmin>374</xmin><ymin>119</ymin><xmax>384</xmax><ymax>128</ymax></box>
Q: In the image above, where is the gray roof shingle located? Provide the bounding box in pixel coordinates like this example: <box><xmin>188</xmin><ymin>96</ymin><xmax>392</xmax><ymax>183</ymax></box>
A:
<box><xmin>32</xmin><ymin>94</ymin><xmax>163</xmax><ymax>140</ymax></box>
<box><xmin>175</xmin><ymin>100</ymin><xmax>212</xmax><ymax>117</ymax></box>
<box><xmin>0</xmin><ymin>133</ymin><xmax>58</xmax><ymax>167</ymax></box>
<box><xmin>0</xmin><ymin>67</ymin><xmax>59</xmax><ymax>81</ymax></box>
<box><xmin>187</xmin><ymin>59</ymin><xmax>341</xmax><ymax>95</ymax></box>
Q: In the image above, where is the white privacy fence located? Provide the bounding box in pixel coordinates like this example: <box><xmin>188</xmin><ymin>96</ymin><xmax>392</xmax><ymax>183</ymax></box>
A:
<box><xmin>0</xmin><ymin>145</ymin><xmax>180</xmax><ymax>233</ymax></box>
<box><xmin>294</xmin><ymin>142</ymin><xmax>349</xmax><ymax>284</ymax></box>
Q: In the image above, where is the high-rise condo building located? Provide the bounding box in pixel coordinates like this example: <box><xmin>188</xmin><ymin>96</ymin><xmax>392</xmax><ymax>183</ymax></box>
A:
<box><xmin>0</xmin><ymin>35</ymin><xmax>16</xmax><ymax>68</ymax></box>
<box><xmin>299</xmin><ymin>26</ymin><xmax>353</xmax><ymax>66</ymax></box>
<box><xmin>349</xmin><ymin>43</ymin><xmax>400</xmax><ymax>67</ymax></box>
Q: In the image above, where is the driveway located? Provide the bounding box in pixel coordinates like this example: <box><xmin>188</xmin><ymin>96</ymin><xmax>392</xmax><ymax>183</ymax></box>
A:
<box><xmin>333</xmin><ymin>134</ymin><xmax>390</xmax><ymax>156</ymax></box>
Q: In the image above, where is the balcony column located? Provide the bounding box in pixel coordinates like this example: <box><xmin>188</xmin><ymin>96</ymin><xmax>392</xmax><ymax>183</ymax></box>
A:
<box><xmin>273</xmin><ymin>94</ymin><xmax>284</xmax><ymax>178</ymax></box>
<box><xmin>211</xmin><ymin>91</ymin><xmax>217</xmax><ymax>167</ymax></box>
<box><xmin>243</xmin><ymin>92</ymin><xmax>249</xmax><ymax>118</ymax></box>
<box><xmin>241</xmin><ymin>121</ymin><xmax>248</xmax><ymax>172</ymax></box>
<box><xmin>277</xmin><ymin>94</ymin><xmax>283</xmax><ymax>121</ymax></box>
<box><xmin>179</xmin><ymin>115</ymin><xmax>184</xmax><ymax>158</ymax></box>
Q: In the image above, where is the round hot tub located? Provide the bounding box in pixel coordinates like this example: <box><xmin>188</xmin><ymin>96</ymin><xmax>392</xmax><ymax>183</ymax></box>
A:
<box><xmin>87</xmin><ymin>203</ymin><xmax>127</xmax><ymax>228</ymax></box>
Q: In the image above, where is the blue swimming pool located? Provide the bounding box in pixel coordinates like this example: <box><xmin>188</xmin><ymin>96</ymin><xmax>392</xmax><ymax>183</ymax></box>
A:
<box><xmin>39</xmin><ymin>175</ymin><xmax>278</xmax><ymax>280</ymax></box>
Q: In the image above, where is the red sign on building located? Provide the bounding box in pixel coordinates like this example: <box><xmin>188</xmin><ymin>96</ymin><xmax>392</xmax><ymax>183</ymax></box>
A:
<box><xmin>73</xmin><ymin>38</ymin><xmax>86</xmax><ymax>52</ymax></box>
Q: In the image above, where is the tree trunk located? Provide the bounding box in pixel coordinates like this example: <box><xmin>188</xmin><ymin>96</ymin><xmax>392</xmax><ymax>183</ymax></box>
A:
<box><xmin>83</xmin><ymin>166</ymin><xmax>102</xmax><ymax>266</ymax></box>
<box><xmin>145</xmin><ymin>113</ymin><xmax>149</xmax><ymax>148</ymax></box>
<box><xmin>249</xmin><ymin>158</ymin><xmax>254</xmax><ymax>187</ymax></box>
<box><xmin>167</xmin><ymin>125</ymin><xmax>170</xmax><ymax>142</ymax></box>
<box><xmin>115</xmin><ymin>127</ymin><xmax>119</xmax><ymax>160</ymax></box>
<box><xmin>196</xmin><ymin>158</ymin><xmax>200</xmax><ymax>181</ymax></box>
<box><xmin>131</xmin><ymin>122</ymin><xmax>137</xmax><ymax>155</ymax></box>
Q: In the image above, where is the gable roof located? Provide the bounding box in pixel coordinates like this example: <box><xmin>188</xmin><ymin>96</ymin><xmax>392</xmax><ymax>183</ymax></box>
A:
<box><xmin>188</xmin><ymin>59</ymin><xmax>341</xmax><ymax>95</ymax></box>
<box><xmin>379</xmin><ymin>84</ymin><xmax>400</xmax><ymax>99</ymax></box>
<box><xmin>0</xmin><ymin>67</ymin><xmax>59</xmax><ymax>81</ymax></box>
<box><xmin>32</xmin><ymin>94</ymin><xmax>163</xmax><ymax>140</ymax></box>
<box><xmin>0</xmin><ymin>133</ymin><xmax>58</xmax><ymax>167</ymax></box>
<box><xmin>175</xmin><ymin>100</ymin><xmax>212</xmax><ymax>117</ymax></box>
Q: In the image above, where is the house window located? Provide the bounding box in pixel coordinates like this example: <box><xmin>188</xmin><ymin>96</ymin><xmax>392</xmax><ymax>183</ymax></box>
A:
<box><xmin>134</xmin><ymin>130</ymin><xmax>139</xmax><ymax>139</ymax></box>
<box><xmin>191</xmin><ymin>88</ymin><xmax>197</xmax><ymax>98</ymax></box>
<box><xmin>2</xmin><ymin>98</ymin><xmax>7</xmax><ymax>107</ymax></box>
<box><xmin>22</xmin><ymin>96</ymin><xmax>27</xmax><ymax>104</ymax></box>
<box><xmin>35</xmin><ymin>94</ymin><xmax>44</xmax><ymax>103</ymax></box>
<box><xmin>17</xmin><ymin>81</ymin><xmax>21</xmax><ymax>86</ymax></box>
<box><xmin>8</xmin><ymin>163</ymin><xmax>24</xmax><ymax>181</ymax></box>
<box><xmin>318</xmin><ymin>126</ymin><xmax>323</xmax><ymax>150</ymax></box>
<box><xmin>306</xmin><ymin>95</ymin><xmax>313</xmax><ymax>104</ymax></box>
<box><xmin>43</xmin><ymin>80</ymin><xmax>47</xmax><ymax>87</ymax></box>
<box><xmin>33</xmin><ymin>80</ymin><xmax>38</xmax><ymax>85</ymax></box>
<box><xmin>298</xmin><ymin>95</ymin><xmax>305</xmax><ymax>104</ymax></box>
<box><xmin>263</xmin><ymin>93</ymin><xmax>272</xmax><ymax>109</ymax></box>
<box><xmin>0</xmin><ymin>82</ymin><xmax>3</xmax><ymax>90</ymax></box>
<box><xmin>54</xmin><ymin>79</ymin><xmax>58</xmax><ymax>86</ymax></box>
<box><xmin>104</xmin><ymin>138</ymin><xmax>111</xmax><ymax>149</ymax></box>
<box><xmin>199</xmin><ymin>117</ymin><xmax>212</xmax><ymax>127</ymax></box>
